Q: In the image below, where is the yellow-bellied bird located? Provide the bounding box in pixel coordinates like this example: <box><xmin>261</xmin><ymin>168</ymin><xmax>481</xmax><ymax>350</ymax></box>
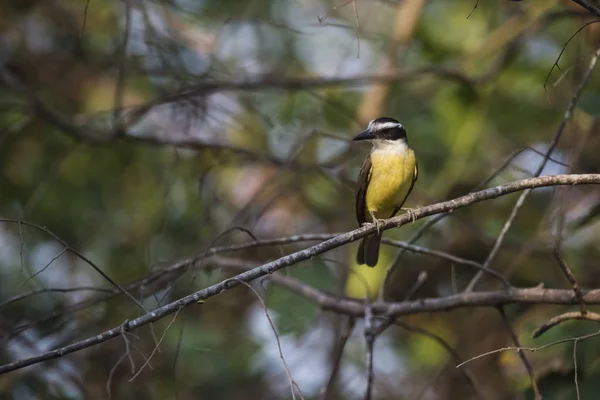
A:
<box><xmin>354</xmin><ymin>117</ymin><xmax>418</xmax><ymax>267</ymax></box>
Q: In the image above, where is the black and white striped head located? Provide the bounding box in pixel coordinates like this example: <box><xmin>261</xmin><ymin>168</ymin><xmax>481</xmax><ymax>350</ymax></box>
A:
<box><xmin>353</xmin><ymin>117</ymin><xmax>407</xmax><ymax>143</ymax></box>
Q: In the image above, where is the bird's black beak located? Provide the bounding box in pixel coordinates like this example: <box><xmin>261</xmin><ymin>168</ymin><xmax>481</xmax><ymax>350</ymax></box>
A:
<box><xmin>353</xmin><ymin>130</ymin><xmax>374</xmax><ymax>141</ymax></box>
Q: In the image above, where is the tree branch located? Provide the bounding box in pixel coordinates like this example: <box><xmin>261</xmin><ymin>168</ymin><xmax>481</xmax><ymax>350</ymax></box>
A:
<box><xmin>571</xmin><ymin>0</ymin><xmax>600</xmax><ymax>17</ymax></box>
<box><xmin>2</xmin><ymin>174</ymin><xmax>600</xmax><ymax>374</ymax></box>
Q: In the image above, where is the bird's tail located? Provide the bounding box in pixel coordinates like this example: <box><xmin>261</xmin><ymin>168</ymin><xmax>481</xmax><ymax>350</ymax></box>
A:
<box><xmin>356</xmin><ymin>233</ymin><xmax>382</xmax><ymax>267</ymax></box>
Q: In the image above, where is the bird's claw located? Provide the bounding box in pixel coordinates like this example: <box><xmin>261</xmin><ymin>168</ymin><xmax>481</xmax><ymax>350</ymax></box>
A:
<box><xmin>368</xmin><ymin>211</ymin><xmax>385</xmax><ymax>234</ymax></box>
<box><xmin>401</xmin><ymin>207</ymin><xmax>417</xmax><ymax>225</ymax></box>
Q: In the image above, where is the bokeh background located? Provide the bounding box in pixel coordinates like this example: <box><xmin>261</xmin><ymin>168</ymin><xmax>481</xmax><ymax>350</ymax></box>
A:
<box><xmin>2</xmin><ymin>0</ymin><xmax>600</xmax><ymax>398</ymax></box>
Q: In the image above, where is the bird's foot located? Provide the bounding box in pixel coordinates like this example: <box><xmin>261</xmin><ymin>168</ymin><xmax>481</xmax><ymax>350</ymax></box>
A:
<box><xmin>400</xmin><ymin>207</ymin><xmax>417</xmax><ymax>225</ymax></box>
<box><xmin>369</xmin><ymin>212</ymin><xmax>386</xmax><ymax>234</ymax></box>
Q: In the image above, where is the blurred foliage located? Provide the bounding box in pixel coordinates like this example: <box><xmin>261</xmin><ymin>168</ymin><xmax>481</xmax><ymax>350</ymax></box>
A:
<box><xmin>2</xmin><ymin>0</ymin><xmax>600</xmax><ymax>399</ymax></box>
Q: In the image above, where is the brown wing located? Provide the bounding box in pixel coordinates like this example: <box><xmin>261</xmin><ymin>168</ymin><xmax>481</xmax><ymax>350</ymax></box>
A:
<box><xmin>391</xmin><ymin>159</ymin><xmax>418</xmax><ymax>218</ymax></box>
<box><xmin>355</xmin><ymin>155</ymin><xmax>372</xmax><ymax>225</ymax></box>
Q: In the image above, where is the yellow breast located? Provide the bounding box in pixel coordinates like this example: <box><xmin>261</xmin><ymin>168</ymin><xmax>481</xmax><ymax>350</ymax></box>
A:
<box><xmin>365</xmin><ymin>143</ymin><xmax>416</xmax><ymax>221</ymax></box>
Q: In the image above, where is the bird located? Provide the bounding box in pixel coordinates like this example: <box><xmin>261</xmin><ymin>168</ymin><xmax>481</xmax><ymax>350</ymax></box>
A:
<box><xmin>353</xmin><ymin>117</ymin><xmax>418</xmax><ymax>267</ymax></box>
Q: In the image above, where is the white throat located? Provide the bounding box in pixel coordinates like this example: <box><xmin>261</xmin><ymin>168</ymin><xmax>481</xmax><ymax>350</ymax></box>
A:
<box><xmin>371</xmin><ymin>139</ymin><xmax>408</xmax><ymax>153</ymax></box>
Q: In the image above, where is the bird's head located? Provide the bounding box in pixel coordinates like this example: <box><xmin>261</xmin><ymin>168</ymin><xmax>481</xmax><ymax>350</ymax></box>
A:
<box><xmin>352</xmin><ymin>117</ymin><xmax>407</xmax><ymax>143</ymax></box>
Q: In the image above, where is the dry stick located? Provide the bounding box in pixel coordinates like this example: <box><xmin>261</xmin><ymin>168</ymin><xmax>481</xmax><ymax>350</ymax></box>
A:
<box><xmin>128</xmin><ymin>308</ymin><xmax>181</xmax><ymax>382</ymax></box>
<box><xmin>79</xmin><ymin>0</ymin><xmax>91</xmax><ymax>38</ymax></box>
<box><xmin>317</xmin><ymin>0</ymin><xmax>354</xmax><ymax>23</ymax></box>
<box><xmin>467</xmin><ymin>0</ymin><xmax>480</xmax><ymax>19</ymax></box>
<box><xmin>16</xmin><ymin>248</ymin><xmax>67</xmax><ymax>290</ymax></box>
<box><xmin>464</xmin><ymin>48</ymin><xmax>600</xmax><ymax>293</ymax></box>
<box><xmin>121</xmin><ymin>324</ymin><xmax>136</xmax><ymax>374</ymax></box>
<box><xmin>544</xmin><ymin>20</ymin><xmax>600</xmax><ymax>89</ymax></box>
<box><xmin>2</xmin><ymin>174</ymin><xmax>600</xmax><ymax>374</ymax></box>
<box><xmin>532</xmin><ymin>311</ymin><xmax>600</xmax><ymax>338</ymax></box>
<box><xmin>498</xmin><ymin>307</ymin><xmax>541</xmax><ymax>400</ymax></box>
<box><xmin>573</xmin><ymin>339</ymin><xmax>581</xmax><ymax>400</ymax></box>
<box><xmin>0</xmin><ymin>219</ymin><xmax>147</xmax><ymax>312</ymax></box>
<box><xmin>320</xmin><ymin>317</ymin><xmax>356</xmax><ymax>400</ymax></box>
<box><xmin>554</xmin><ymin>250</ymin><xmax>587</xmax><ymax>315</ymax></box>
<box><xmin>106</xmin><ymin>353</ymin><xmax>127</xmax><ymax>400</ymax></box>
<box><xmin>233</xmin><ymin>279</ymin><xmax>304</xmax><ymax>400</ymax></box>
<box><xmin>457</xmin><ymin>328</ymin><xmax>600</xmax><ymax>369</ymax></box>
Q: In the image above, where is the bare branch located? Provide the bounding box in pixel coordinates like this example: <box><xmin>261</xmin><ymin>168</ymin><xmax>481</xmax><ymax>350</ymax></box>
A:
<box><xmin>80</xmin><ymin>0</ymin><xmax>91</xmax><ymax>38</ymax></box>
<box><xmin>16</xmin><ymin>247</ymin><xmax>67</xmax><ymax>289</ymax></box>
<box><xmin>532</xmin><ymin>311</ymin><xmax>600</xmax><ymax>339</ymax></box>
<box><xmin>2</xmin><ymin>174</ymin><xmax>600</xmax><ymax>374</ymax></box>
<box><xmin>457</xmin><ymin>329</ymin><xmax>600</xmax><ymax>368</ymax></box>
<box><xmin>106</xmin><ymin>353</ymin><xmax>127</xmax><ymax>400</ymax></box>
<box><xmin>554</xmin><ymin>250</ymin><xmax>586</xmax><ymax>315</ymax></box>
<box><xmin>544</xmin><ymin>20</ymin><xmax>600</xmax><ymax>89</ymax></box>
<box><xmin>574</xmin><ymin>339</ymin><xmax>581</xmax><ymax>400</ymax></box>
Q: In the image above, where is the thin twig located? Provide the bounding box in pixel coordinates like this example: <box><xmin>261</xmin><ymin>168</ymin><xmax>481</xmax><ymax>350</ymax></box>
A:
<box><xmin>16</xmin><ymin>247</ymin><xmax>67</xmax><ymax>290</ymax></box>
<box><xmin>467</xmin><ymin>0</ymin><xmax>479</xmax><ymax>19</ymax></box>
<box><xmin>532</xmin><ymin>311</ymin><xmax>600</xmax><ymax>338</ymax></box>
<box><xmin>128</xmin><ymin>308</ymin><xmax>181</xmax><ymax>382</ymax></box>
<box><xmin>80</xmin><ymin>0</ymin><xmax>91</xmax><ymax>38</ymax></box>
<box><xmin>554</xmin><ymin>250</ymin><xmax>586</xmax><ymax>315</ymax></box>
<box><xmin>573</xmin><ymin>339</ymin><xmax>581</xmax><ymax>400</ymax></box>
<box><xmin>318</xmin><ymin>0</ymin><xmax>355</xmax><ymax>24</ymax></box>
<box><xmin>458</xmin><ymin>329</ymin><xmax>600</xmax><ymax>368</ymax></box>
<box><xmin>233</xmin><ymin>279</ymin><xmax>304</xmax><ymax>400</ymax></box>
<box><xmin>497</xmin><ymin>307</ymin><xmax>541</xmax><ymax>400</ymax></box>
<box><xmin>121</xmin><ymin>323</ymin><xmax>136</xmax><ymax>374</ymax></box>
<box><xmin>106</xmin><ymin>353</ymin><xmax>127</xmax><ymax>400</ymax></box>
<box><xmin>544</xmin><ymin>20</ymin><xmax>600</xmax><ymax>89</ymax></box>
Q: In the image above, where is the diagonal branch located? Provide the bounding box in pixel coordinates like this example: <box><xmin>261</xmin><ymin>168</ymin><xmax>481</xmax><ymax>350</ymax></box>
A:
<box><xmin>571</xmin><ymin>0</ymin><xmax>600</xmax><ymax>17</ymax></box>
<box><xmin>2</xmin><ymin>174</ymin><xmax>600</xmax><ymax>374</ymax></box>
